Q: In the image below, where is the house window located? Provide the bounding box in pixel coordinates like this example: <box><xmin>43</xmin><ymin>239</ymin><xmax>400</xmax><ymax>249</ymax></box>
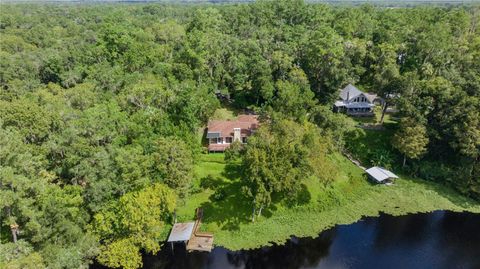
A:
<box><xmin>217</xmin><ymin>137</ymin><xmax>223</xmax><ymax>144</ymax></box>
<box><xmin>242</xmin><ymin>137</ymin><xmax>247</xmax><ymax>143</ymax></box>
<box><xmin>226</xmin><ymin>137</ymin><xmax>232</xmax><ymax>143</ymax></box>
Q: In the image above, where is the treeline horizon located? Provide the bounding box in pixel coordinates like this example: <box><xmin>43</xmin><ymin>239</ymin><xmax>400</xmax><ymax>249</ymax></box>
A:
<box><xmin>1</xmin><ymin>0</ymin><xmax>479</xmax><ymax>6</ymax></box>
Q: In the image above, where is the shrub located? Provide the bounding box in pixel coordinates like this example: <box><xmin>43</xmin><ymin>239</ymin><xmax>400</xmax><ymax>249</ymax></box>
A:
<box><xmin>224</xmin><ymin>140</ymin><xmax>244</xmax><ymax>162</ymax></box>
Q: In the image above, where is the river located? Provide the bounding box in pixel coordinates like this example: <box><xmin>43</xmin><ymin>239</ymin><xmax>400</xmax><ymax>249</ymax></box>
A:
<box><xmin>140</xmin><ymin>211</ymin><xmax>480</xmax><ymax>269</ymax></box>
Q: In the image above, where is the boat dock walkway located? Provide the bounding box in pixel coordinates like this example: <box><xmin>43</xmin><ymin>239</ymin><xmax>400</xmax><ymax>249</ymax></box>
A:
<box><xmin>167</xmin><ymin>208</ymin><xmax>214</xmax><ymax>252</ymax></box>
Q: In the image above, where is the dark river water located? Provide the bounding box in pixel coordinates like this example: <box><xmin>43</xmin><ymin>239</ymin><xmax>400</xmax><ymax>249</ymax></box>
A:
<box><xmin>141</xmin><ymin>211</ymin><xmax>480</xmax><ymax>269</ymax></box>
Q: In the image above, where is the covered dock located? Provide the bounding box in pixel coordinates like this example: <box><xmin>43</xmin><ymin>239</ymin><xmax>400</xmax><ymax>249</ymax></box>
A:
<box><xmin>167</xmin><ymin>208</ymin><xmax>214</xmax><ymax>252</ymax></box>
<box><xmin>365</xmin><ymin>166</ymin><xmax>399</xmax><ymax>184</ymax></box>
<box><xmin>167</xmin><ymin>222</ymin><xmax>195</xmax><ymax>243</ymax></box>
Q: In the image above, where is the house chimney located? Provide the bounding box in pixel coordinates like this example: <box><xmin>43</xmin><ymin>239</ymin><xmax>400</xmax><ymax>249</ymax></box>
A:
<box><xmin>233</xmin><ymin>128</ymin><xmax>241</xmax><ymax>142</ymax></box>
<box><xmin>347</xmin><ymin>90</ymin><xmax>350</xmax><ymax>101</ymax></box>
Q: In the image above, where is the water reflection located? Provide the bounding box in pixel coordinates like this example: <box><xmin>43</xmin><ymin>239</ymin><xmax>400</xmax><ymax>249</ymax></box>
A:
<box><xmin>225</xmin><ymin>230</ymin><xmax>335</xmax><ymax>269</ymax></box>
<box><xmin>146</xmin><ymin>229</ymin><xmax>335</xmax><ymax>269</ymax></box>
<box><xmin>134</xmin><ymin>211</ymin><xmax>480</xmax><ymax>269</ymax></box>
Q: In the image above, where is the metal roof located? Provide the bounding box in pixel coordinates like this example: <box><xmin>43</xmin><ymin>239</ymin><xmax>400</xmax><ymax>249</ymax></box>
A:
<box><xmin>340</xmin><ymin>84</ymin><xmax>363</xmax><ymax>101</ymax></box>
<box><xmin>167</xmin><ymin>222</ymin><xmax>195</xmax><ymax>242</ymax></box>
<box><xmin>345</xmin><ymin>102</ymin><xmax>375</xmax><ymax>109</ymax></box>
<box><xmin>365</xmin><ymin>167</ymin><xmax>399</xmax><ymax>182</ymax></box>
<box><xmin>364</xmin><ymin>93</ymin><xmax>379</xmax><ymax>103</ymax></box>
<box><xmin>334</xmin><ymin>100</ymin><xmax>346</xmax><ymax>107</ymax></box>
<box><xmin>206</xmin><ymin>132</ymin><xmax>221</xmax><ymax>139</ymax></box>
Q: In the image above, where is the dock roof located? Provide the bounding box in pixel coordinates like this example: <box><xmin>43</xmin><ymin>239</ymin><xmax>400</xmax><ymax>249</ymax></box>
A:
<box><xmin>167</xmin><ymin>222</ymin><xmax>195</xmax><ymax>242</ymax></box>
<box><xmin>365</xmin><ymin>167</ymin><xmax>399</xmax><ymax>183</ymax></box>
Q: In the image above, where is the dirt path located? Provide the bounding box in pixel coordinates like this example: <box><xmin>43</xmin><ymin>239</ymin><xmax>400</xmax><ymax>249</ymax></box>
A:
<box><xmin>343</xmin><ymin>151</ymin><xmax>367</xmax><ymax>171</ymax></box>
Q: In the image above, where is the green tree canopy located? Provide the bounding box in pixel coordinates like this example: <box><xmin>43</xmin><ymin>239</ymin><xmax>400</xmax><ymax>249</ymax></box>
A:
<box><xmin>93</xmin><ymin>183</ymin><xmax>176</xmax><ymax>269</ymax></box>
<box><xmin>242</xmin><ymin>119</ymin><xmax>335</xmax><ymax>220</ymax></box>
<box><xmin>392</xmin><ymin>117</ymin><xmax>429</xmax><ymax>167</ymax></box>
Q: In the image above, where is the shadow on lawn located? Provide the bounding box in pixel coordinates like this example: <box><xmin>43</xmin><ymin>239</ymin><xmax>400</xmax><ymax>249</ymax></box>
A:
<box><xmin>222</xmin><ymin>162</ymin><xmax>243</xmax><ymax>180</ymax></box>
<box><xmin>200</xmin><ymin>180</ymin><xmax>252</xmax><ymax>231</ymax></box>
<box><xmin>198</xmin><ymin>160</ymin><xmax>313</xmax><ymax>231</ymax></box>
<box><xmin>198</xmin><ymin>173</ymin><xmax>280</xmax><ymax>230</ymax></box>
<box><xmin>197</xmin><ymin>161</ymin><xmax>253</xmax><ymax>231</ymax></box>
<box><xmin>283</xmin><ymin>184</ymin><xmax>312</xmax><ymax>208</ymax></box>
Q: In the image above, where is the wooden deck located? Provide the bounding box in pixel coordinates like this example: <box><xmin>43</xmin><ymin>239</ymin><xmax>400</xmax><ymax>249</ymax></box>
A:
<box><xmin>186</xmin><ymin>232</ymin><xmax>214</xmax><ymax>252</ymax></box>
<box><xmin>208</xmin><ymin>143</ymin><xmax>230</xmax><ymax>152</ymax></box>
<box><xmin>185</xmin><ymin>208</ymin><xmax>214</xmax><ymax>252</ymax></box>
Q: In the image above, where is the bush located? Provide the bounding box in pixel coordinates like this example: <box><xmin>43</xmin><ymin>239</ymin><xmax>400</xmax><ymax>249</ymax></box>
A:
<box><xmin>189</xmin><ymin>184</ymin><xmax>202</xmax><ymax>194</ymax></box>
<box><xmin>224</xmin><ymin>140</ymin><xmax>244</xmax><ymax>162</ymax></box>
<box><xmin>414</xmin><ymin>161</ymin><xmax>452</xmax><ymax>182</ymax></box>
<box><xmin>369</xmin><ymin>148</ymin><xmax>394</xmax><ymax>169</ymax></box>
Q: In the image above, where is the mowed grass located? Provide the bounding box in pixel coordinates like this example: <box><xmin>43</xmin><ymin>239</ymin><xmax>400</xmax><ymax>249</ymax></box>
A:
<box><xmin>176</xmin><ymin>152</ymin><xmax>480</xmax><ymax>251</ymax></box>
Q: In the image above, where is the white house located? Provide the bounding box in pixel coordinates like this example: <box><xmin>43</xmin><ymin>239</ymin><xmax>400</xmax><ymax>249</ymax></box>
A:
<box><xmin>334</xmin><ymin>84</ymin><xmax>381</xmax><ymax>116</ymax></box>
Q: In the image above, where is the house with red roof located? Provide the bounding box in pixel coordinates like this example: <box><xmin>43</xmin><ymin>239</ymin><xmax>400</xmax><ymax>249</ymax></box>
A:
<box><xmin>206</xmin><ymin>115</ymin><xmax>259</xmax><ymax>152</ymax></box>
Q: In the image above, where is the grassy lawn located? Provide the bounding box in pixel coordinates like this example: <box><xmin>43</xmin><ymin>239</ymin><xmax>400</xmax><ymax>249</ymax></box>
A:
<box><xmin>176</xmin><ymin>152</ymin><xmax>480</xmax><ymax>251</ymax></box>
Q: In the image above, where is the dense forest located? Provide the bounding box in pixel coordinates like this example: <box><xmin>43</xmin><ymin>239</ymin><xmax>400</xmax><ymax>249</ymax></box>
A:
<box><xmin>0</xmin><ymin>1</ymin><xmax>479</xmax><ymax>268</ymax></box>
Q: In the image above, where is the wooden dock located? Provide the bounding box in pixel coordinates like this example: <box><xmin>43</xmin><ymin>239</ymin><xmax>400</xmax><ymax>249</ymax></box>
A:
<box><xmin>186</xmin><ymin>232</ymin><xmax>214</xmax><ymax>252</ymax></box>
<box><xmin>186</xmin><ymin>208</ymin><xmax>214</xmax><ymax>252</ymax></box>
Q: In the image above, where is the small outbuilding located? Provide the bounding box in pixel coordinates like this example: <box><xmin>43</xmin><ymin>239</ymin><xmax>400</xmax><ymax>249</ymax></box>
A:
<box><xmin>365</xmin><ymin>166</ymin><xmax>399</xmax><ymax>184</ymax></box>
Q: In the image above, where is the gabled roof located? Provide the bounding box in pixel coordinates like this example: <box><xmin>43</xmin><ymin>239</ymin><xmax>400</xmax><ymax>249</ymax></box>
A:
<box><xmin>340</xmin><ymin>84</ymin><xmax>363</xmax><ymax>101</ymax></box>
<box><xmin>207</xmin><ymin>115</ymin><xmax>259</xmax><ymax>138</ymax></box>
<box><xmin>365</xmin><ymin>167</ymin><xmax>399</xmax><ymax>182</ymax></box>
<box><xmin>364</xmin><ymin>93</ymin><xmax>378</xmax><ymax>103</ymax></box>
<box><xmin>339</xmin><ymin>84</ymin><xmax>379</xmax><ymax>104</ymax></box>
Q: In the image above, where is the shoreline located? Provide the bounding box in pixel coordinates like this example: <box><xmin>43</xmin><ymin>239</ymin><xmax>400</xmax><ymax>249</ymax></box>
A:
<box><xmin>188</xmin><ymin>209</ymin><xmax>480</xmax><ymax>252</ymax></box>
<box><xmin>176</xmin><ymin>153</ymin><xmax>480</xmax><ymax>251</ymax></box>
